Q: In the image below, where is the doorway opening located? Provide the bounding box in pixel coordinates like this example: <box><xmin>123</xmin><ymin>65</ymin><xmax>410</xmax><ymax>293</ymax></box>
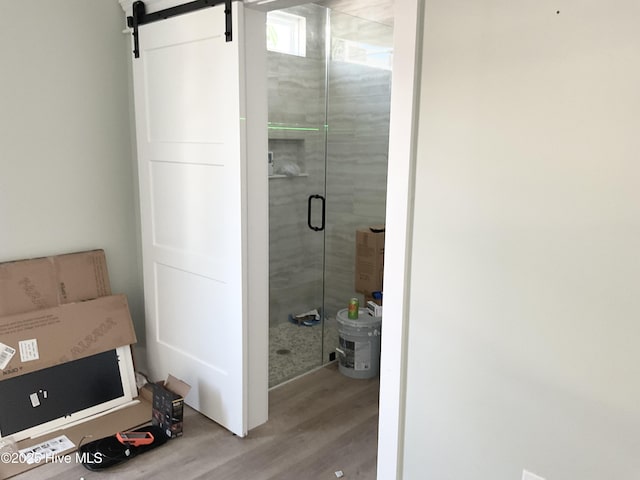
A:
<box><xmin>266</xmin><ymin>2</ymin><xmax>394</xmax><ymax>387</ymax></box>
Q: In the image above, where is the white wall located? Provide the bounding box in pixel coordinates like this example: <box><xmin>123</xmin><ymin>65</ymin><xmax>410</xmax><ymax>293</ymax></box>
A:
<box><xmin>402</xmin><ymin>1</ymin><xmax>640</xmax><ymax>478</ymax></box>
<box><xmin>0</xmin><ymin>1</ymin><xmax>143</xmax><ymax>340</ymax></box>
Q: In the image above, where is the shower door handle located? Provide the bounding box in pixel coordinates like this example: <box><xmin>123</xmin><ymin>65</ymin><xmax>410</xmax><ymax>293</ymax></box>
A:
<box><xmin>307</xmin><ymin>194</ymin><xmax>326</xmax><ymax>232</ymax></box>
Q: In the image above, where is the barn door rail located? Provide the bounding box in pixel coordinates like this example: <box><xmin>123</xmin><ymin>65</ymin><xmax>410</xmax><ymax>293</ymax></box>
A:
<box><xmin>127</xmin><ymin>0</ymin><xmax>233</xmax><ymax>58</ymax></box>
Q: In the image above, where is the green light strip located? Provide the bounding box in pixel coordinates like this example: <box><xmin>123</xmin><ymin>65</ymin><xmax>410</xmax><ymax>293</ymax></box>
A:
<box><xmin>267</xmin><ymin>126</ymin><xmax>320</xmax><ymax>131</ymax></box>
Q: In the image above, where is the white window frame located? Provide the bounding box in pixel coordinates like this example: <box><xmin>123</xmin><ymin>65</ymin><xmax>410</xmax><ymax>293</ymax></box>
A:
<box><xmin>333</xmin><ymin>37</ymin><xmax>393</xmax><ymax>71</ymax></box>
<box><xmin>267</xmin><ymin>11</ymin><xmax>307</xmax><ymax>57</ymax></box>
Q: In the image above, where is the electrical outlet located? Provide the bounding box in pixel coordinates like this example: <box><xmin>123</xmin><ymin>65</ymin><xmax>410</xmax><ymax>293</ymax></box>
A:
<box><xmin>522</xmin><ymin>470</ymin><xmax>546</xmax><ymax>480</ymax></box>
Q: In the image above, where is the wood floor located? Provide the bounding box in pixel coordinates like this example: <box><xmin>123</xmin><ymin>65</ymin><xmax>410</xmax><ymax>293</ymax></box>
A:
<box><xmin>14</xmin><ymin>363</ymin><xmax>379</xmax><ymax>480</ymax></box>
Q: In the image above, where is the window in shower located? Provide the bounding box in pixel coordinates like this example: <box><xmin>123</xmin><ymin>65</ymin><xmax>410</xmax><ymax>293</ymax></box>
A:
<box><xmin>267</xmin><ymin>11</ymin><xmax>307</xmax><ymax>57</ymax></box>
<box><xmin>332</xmin><ymin>38</ymin><xmax>393</xmax><ymax>70</ymax></box>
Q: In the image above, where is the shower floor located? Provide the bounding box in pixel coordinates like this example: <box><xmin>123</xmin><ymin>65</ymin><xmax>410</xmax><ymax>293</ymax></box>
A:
<box><xmin>269</xmin><ymin>316</ymin><xmax>339</xmax><ymax>387</ymax></box>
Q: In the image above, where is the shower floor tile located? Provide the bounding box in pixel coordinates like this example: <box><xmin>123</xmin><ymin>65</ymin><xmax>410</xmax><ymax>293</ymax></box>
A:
<box><xmin>269</xmin><ymin>318</ymin><xmax>339</xmax><ymax>388</ymax></box>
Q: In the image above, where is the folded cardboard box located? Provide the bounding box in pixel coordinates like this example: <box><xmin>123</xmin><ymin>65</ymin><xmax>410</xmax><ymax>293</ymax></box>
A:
<box><xmin>0</xmin><ymin>250</ymin><xmax>150</xmax><ymax>480</ymax></box>
<box><xmin>0</xmin><ymin>250</ymin><xmax>111</xmax><ymax>317</ymax></box>
<box><xmin>0</xmin><ymin>294</ymin><xmax>136</xmax><ymax>379</ymax></box>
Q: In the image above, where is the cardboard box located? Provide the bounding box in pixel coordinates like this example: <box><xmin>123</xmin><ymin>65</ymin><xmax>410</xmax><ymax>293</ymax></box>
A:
<box><xmin>366</xmin><ymin>300</ymin><xmax>383</xmax><ymax>317</ymax></box>
<box><xmin>355</xmin><ymin>227</ymin><xmax>385</xmax><ymax>295</ymax></box>
<box><xmin>0</xmin><ymin>250</ymin><xmax>146</xmax><ymax>480</ymax></box>
<box><xmin>152</xmin><ymin>375</ymin><xmax>192</xmax><ymax>438</ymax></box>
<box><xmin>0</xmin><ymin>250</ymin><xmax>111</xmax><ymax>317</ymax></box>
<box><xmin>0</xmin><ymin>294</ymin><xmax>137</xmax><ymax>380</ymax></box>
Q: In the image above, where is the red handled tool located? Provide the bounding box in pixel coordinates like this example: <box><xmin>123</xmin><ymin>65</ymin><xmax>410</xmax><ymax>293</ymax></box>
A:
<box><xmin>116</xmin><ymin>431</ymin><xmax>155</xmax><ymax>447</ymax></box>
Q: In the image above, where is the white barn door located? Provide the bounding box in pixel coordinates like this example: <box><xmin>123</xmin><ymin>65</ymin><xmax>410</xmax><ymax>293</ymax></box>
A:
<box><xmin>130</xmin><ymin>1</ymin><xmax>268</xmax><ymax>437</ymax></box>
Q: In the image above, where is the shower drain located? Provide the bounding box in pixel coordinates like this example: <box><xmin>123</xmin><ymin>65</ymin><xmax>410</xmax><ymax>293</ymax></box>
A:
<box><xmin>276</xmin><ymin>349</ymin><xmax>291</xmax><ymax>355</ymax></box>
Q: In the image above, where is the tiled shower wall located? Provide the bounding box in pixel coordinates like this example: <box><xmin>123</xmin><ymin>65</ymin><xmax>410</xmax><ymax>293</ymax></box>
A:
<box><xmin>268</xmin><ymin>4</ymin><xmax>392</xmax><ymax>333</ymax></box>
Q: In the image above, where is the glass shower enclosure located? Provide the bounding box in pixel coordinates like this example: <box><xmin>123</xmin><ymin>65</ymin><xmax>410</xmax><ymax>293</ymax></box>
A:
<box><xmin>267</xmin><ymin>4</ymin><xmax>393</xmax><ymax>387</ymax></box>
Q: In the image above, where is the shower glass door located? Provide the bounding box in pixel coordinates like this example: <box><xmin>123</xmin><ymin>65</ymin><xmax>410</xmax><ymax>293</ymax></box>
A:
<box><xmin>268</xmin><ymin>4</ymin><xmax>393</xmax><ymax>387</ymax></box>
<box><xmin>267</xmin><ymin>4</ymin><xmax>328</xmax><ymax>387</ymax></box>
<box><xmin>321</xmin><ymin>9</ymin><xmax>393</xmax><ymax>365</ymax></box>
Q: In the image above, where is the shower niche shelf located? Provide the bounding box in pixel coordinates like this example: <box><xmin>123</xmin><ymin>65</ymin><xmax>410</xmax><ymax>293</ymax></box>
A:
<box><xmin>268</xmin><ymin>138</ymin><xmax>307</xmax><ymax>177</ymax></box>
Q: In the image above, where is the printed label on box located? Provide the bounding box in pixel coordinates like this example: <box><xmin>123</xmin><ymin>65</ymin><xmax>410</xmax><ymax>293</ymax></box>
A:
<box><xmin>0</xmin><ymin>341</ymin><xmax>16</xmax><ymax>369</ymax></box>
<box><xmin>19</xmin><ymin>339</ymin><xmax>40</xmax><ymax>362</ymax></box>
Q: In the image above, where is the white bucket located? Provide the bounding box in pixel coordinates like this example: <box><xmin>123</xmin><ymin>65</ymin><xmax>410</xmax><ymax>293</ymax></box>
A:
<box><xmin>336</xmin><ymin>308</ymin><xmax>382</xmax><ymax>379</ymax></box>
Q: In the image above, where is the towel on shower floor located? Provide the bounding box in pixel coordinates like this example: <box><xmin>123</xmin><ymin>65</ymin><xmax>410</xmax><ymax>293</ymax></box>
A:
<box><xmin>288</xmin><ymin>309</ymin><xmax>321</xmax><ymax>326</ymax></box>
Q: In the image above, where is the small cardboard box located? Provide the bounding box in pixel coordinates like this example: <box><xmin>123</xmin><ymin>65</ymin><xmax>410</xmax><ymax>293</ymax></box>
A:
<box><xmin>0</xmin><ymin>249</ymin><xmax>111</xmax><ymax>317</ymax></box>
<box><xmin>355</xmin><ymin>226</ymin><xmax>385</xmax><ymax>295</ymax></box>
<box><xmin>152</xmin><ymin>375</ymin><xmax>192</xmax><ymax>439</ymax></box>
<box><xmin>366</xmin><ymin>300</ymin><xmax>383</xmax><ymax>317</ymax></box>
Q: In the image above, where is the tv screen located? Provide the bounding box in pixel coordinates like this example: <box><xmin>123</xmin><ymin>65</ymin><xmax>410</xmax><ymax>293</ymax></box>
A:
<box><xmin>0</xmin><ymin>348</ymin><xmax>134</xmax><ymax>440</ymax></box>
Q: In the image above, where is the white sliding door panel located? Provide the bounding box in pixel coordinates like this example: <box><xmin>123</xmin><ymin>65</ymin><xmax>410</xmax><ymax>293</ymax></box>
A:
<box><xmin>155</xmin><ymin>263</ymin><xmax>231</xmax><ymax>369</ymax></box>
<box><xmin>143</xmin><ymin>38</ymin><xmax>237</xmax><ymax>146</ymax></box>
<box><xmin>149</xmin><ymin>162</ymin><xmax>228</xmax><ymax>264</ymax></box>
<box><xmin>131</xmin><ymin>2</ymin><xmax>259</xmax><ymax>437</ymax></box>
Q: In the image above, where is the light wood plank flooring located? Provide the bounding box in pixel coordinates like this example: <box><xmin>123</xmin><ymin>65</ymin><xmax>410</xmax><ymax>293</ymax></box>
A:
<box><xmin>13</xmin><ymin>363</ymin><xmax>379</xmax><ymax>480</ymax></box>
